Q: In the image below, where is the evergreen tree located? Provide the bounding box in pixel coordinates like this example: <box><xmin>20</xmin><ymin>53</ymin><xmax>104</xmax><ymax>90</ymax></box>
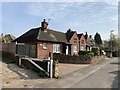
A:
<box><xmin>94</xmin><ymin>32</ymin><xmax>102</xmax><ymax>45</ymax></box>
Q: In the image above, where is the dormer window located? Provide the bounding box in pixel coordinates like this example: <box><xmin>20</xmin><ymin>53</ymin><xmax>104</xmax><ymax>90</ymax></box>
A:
<box><xmin>81</xmin><ymin>40</ymin><xmax>84</xmax><ymax>44</ymax></box>
<box><xmin>43</xmin><ymin>43</ymin><xmax>47</xmax><ymax>49</ymax></box>
<box><xmin>74</xmin><ymin>38</ymin><xmax>77</xmax><ymax>43</ymax></box>
<box><xmin>73</xmin><ymin>45</ymin><xmax>78</xmax><ymax>55</ymax></box>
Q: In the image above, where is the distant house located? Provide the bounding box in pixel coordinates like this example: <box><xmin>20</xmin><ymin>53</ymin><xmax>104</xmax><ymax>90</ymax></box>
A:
<box><xmin>65</xmin><ymin>29</ymin><xmax>87</xmax><ymax>55</ymax></box>
<box><xmin>13</xmin><ymin>19</ymin><xmax>89</xmax><ymax>59</ymax></box>
<box><xmin>77</xmin><ymin>33</ymin><xmax>86</xmax><ymax>52</ymax></box>
<box><xmin>84</xmin><ymin>32</ymin><xmax>95</xmax><ymax>51</ymax></box>
<box><xmin>66</xmin><ymin>29</ymin><xmax>79</xmax><ymax>55</ymax></box>
<box><xmin>0</xmin><ymin>33</ymin><xmax>16</xmax><ymax>43</ymax></box>
<box><xmin>13</xmin><ymin>19</ymin><xmax>69</xmax><ymax>59</ymax></box>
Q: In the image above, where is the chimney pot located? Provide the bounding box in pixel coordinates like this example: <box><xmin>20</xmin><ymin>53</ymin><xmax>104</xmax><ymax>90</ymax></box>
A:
<box><xmin>67</xmin><ymin>29</ymin><xmax>72</xmax><ymax>32</ymax></box>
<box><xmin>41</xmin><ymin>19</ymin><xmax>48</xmax><ymax>31</ymax></box>
<box><xmin>89</xmin><ymin>35</ymin><xmax>92</xmax><ymax>39</ymax></box>
<box><xmin>43</xmin><ymin>19</ymin><xmax>46</xmax><ymax>22</ymax></box>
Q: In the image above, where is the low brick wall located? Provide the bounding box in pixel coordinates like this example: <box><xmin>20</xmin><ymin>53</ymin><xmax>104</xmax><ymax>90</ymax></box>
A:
<box><xmin>53</xmin><ymin>53</ymin><xmax>105</xmax><ymax>64</ymax></box>
<box><xmin>53</xmin><ymin>60</ymin><xmax>59</xmax><ymax>78</ymax></box>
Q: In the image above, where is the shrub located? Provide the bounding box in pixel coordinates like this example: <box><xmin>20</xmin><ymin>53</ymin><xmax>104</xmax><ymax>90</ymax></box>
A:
<box><xmin>2</xmin><ymin>51</ymin><xmax>16</xmax><ymax>64</ymax></box>
<box><xmin>55</xmin><ymin>75</ymin><xmax>61</xmax><ymax>79</ymax></box>
<box><xmin>112</xmin><ymin>51</ymin><xmax>118</xmax><ymax>57</ymax></box>
<box><xmin>80</xmin><ymin>51</ymin><xmax>94</xmax><ymax>56</ymax></box>
<box><xmin>92</xmin><ymin>48</ymin><xmax>100</xmax><ymax>56</ymax></box>
<box><xmin>38</xmin><ymin>70</ymin><xmax>47</xmax><ymax>78</ymax></box>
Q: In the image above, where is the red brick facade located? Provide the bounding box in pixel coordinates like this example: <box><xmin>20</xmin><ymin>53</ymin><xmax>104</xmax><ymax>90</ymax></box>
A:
<box><xmin>69</xmin><ymin>33</ymin><xmax>86</xmax><ymax>55</ymax></box>
<box><xmin>37</xmin><ymin>42</ymin><xmax>53</xmax><ymax>59</ymax></box>
<box><xmin>37</xmin><ymin>42</ymin><xmax>66</xmax><ymax>59</ymax></box>
<box><xmin>79</xmin><ymin>35</ymin><xmax>86</xmax><ymax>51</ymax></box>
<box><xmin>69</xmin><ymin>32</ymin><xmax>79</xmax><ymax>55</ymax></box>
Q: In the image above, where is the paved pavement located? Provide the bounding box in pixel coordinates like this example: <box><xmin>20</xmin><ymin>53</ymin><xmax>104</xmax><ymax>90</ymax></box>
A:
<box><xmin>58</xmin><ymin>63</ymin><xmax>89</xmax><ymax>76</ymax></box>
<box><xmin>31</xmin><ymin>57</ymin><xmax>119</xmax><ymax>88</ymax></box>
<box><xmin>0</xmin><ymin>60</ymin><xmax>2</xmax><ymax>89</ymax></box>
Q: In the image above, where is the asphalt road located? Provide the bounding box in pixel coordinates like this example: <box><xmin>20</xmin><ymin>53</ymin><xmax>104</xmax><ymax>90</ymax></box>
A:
<box><xmin>71</xmin><ymin>58</ymin><xmax>119</xmax><ymax>88</ymax></box>
<box><xmin>32</xmin><ymin>57</ymin><xmax>119</xmax><ymax>88</ymax></box>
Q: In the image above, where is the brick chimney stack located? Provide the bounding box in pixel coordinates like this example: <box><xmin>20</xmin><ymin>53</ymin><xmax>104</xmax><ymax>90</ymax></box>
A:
<box><xmin>84</xmin><ymin>32</ymin><xmax>88</xmax><ymax>41</ymax></box>
<box><xmin>89</xmin><ymin>35</ymin><xmax>92</xmax><ymax>39</ymax></box>
<box><xmin>41</xmin><ymin>19</ymin><xmax>48</xmax><ymax>31</ymax></box>
<box><xmin>67</xmin><ymin>29</ymin><xmax>72</xmax><ymax>32</ymax></box>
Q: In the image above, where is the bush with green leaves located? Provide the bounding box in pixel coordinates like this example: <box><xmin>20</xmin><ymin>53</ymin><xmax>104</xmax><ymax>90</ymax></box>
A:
<box><xmin>80</xmin><ymin>51</ymin><xmax>94</xmax><ymax>56</ymax></box>
<box><xmin>2</xmin><ymin>52</ymin><xmax>16</xmax><ymax>64</ymax></box>
<box><xmin>38</xmin><ymin>70</ymin><xmax>47</xmax><ymax>78</ymax></box>
<box><xmin>92</xmin><ymin>48</ymin><xmax>100</xmax><ymax>56</ymax></box>
<box><xmin>55</xmin><ymin>75</ymin><xmax>61</xmax><ymax>79</ymax></box>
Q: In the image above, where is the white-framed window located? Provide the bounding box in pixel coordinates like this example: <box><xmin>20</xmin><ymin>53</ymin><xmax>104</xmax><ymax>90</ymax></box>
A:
<box><xmin>73</xmin><ymin>45</ymin><xmax>78</xmax><ymax>55</ymax></box>
<box><xmin>80</xmin><ymin>45</ymin><xmax>84</xmax><ymax>51</ymax></box>
<box><xmin>74</xmin><ymin>38</ymin><xmax>77</xmax><ymax>43</ymax></box>
<box><xmin>43</xmin><ymin>43</ymin><xmax>47</xmax><ymax>49</ymax></box>
<box><xmin>53</xmin><ymin>44</ymin><xmax>61</xmax><ymax>53</ymax></box>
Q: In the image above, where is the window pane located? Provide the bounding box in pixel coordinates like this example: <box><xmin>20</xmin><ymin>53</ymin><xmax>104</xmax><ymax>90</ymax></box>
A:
<box><xmin>53</xmin><ymin>44</ymin><xmax>61</xmax><ymax>53</ymax></box>
<box><xmin>43</xmin><ymin>43</ymin><xmax>47</xmax><ymax>49</ymax></box>
<box><xmin>73</xmin><ymin>45</ymin><xmax>78</xmax><ymax>52</ymax></box>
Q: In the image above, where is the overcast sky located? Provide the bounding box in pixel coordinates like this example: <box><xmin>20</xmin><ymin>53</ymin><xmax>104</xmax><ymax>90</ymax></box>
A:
<box><xmin>1</xmin><ymin>0</ymin><xmax>119</xmax><ymax>40</ymax></box>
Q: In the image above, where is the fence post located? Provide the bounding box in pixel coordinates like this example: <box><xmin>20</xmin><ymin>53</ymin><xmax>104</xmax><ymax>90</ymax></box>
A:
<box><xmin>50</xmin><ymin>59</ymin><xmax>53</xmax><ymax>78</ymax></box>
<box><xmin>19</xmin><ymin>57</ymin><xmax>22</xmax><ymax>66</ymax></box>
<box><xmin>47</xmin><ymin>61</ymin><xmax>50</xmax><ymax>76</ymax></box>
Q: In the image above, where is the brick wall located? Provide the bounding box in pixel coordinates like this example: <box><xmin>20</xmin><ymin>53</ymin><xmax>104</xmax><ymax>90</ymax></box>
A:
<box><xmin>37</xmin><ymin>42</ymin><xmax>66</xmax><ymax>59</ymax></box>
<box><xmin>53</xmin><ymin>60</ymin><xmax>59</xmax><ymax>78</ymax></box>
<box><xmin>37</xmin><ymin>42</ymin><xmax>53</xmax><ymax>59</ymax></box>
<box><xmin>70</xmin><ymin>32</ymin><xmax>79</xmax><ymax>55</ymax></box>
<box><xmin>79</xmin><ymin>35</ymin><xmax>86</xmax><ymax>51</ymax></box>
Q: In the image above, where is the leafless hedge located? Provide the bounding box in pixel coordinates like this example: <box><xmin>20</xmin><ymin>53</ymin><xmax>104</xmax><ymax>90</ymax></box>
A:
<box><xmin>53</xmin><ymin>53</ymin><xmax>105</xmax><ymax>64</ymax></box>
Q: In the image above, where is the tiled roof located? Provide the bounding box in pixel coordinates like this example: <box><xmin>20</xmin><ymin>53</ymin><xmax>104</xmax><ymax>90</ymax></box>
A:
<box><xmin>2</xmin><ymin>34</ymin><xmax>16</xmax><ymax>43</ymax></box>
<box><xmin>86</xmin><ymin>37</ymin><xmax>95</xmax><ymax>46</ymax></box>
<box><xmin>65</xmin><ymin>30</ymin><xmax>76</xmax><ymax>42</ymax></box>
<box><xmin>13</xmin><ymin>27</ymin><xmax>69</xmax><ymax>44</ymax></box>
<box><xmin>77</xmin><ymin>33</ymin><xmax>83</xmax><ymax>39</ymax></box>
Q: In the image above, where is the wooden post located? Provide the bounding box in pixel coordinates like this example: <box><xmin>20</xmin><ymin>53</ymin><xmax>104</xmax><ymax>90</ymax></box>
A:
<box><xmin>47</xmin><ymin>61</ymin><xmax>50</xmax><ymax>76</ymax></box>
<box><xmin>19</xmin><ymin>57</ymin><xmax>21</xmax><ymax>66</ymax></box>
<box><xmin>50</xmin><ymin>59</ymin><xmax>53</xmax><ymax>78</ymax></box>
<box><xmin>49</xmin><ymin>52</ymin><xmax>53</xmax><ymax>78</ymax></box>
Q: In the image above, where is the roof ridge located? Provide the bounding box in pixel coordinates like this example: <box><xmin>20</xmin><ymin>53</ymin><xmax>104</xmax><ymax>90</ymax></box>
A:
<box><xmin>48</xmin><ymin>29</ymin><xmax>65</xmax><ymax>34</ymax></box>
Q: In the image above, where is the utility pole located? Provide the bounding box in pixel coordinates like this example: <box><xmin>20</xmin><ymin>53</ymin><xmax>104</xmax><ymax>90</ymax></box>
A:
<box><xmin>110</xmin><ymin>30</ymin><xmax>114</xmax><ymax>57</ymax></box>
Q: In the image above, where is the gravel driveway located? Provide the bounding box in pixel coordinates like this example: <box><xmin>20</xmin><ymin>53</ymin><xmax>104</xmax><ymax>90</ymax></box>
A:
<box><xmin>1</xmin><ymin>61</ymin><xmax>89</xmax><ymax>88</ymax></box>
<box><xmin>2</xmin><ymin>62</ymin><xmax>53</xmax><ymax>88</ymax></box>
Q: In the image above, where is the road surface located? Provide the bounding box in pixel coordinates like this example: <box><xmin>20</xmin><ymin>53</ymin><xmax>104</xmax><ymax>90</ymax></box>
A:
<box><xmin>32</xmin><ymin>58</ymin><xmax>119</xmax><ymax>88</ymax></box>
<box><xmin>71</xmin><ymin>58</ymin><xmax>119</xmax><ymax>88</ymax></box>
